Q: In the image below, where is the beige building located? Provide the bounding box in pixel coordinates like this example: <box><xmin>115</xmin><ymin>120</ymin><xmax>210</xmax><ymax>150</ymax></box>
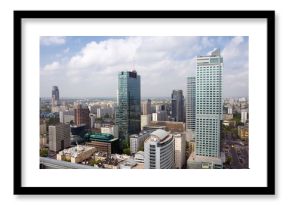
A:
<box><xmin>173</xmin><ymin>133</ymin><xmax>186</xmax><ymax>169</ymax></box>
<box><xmin>101</xmin><ymin>124</ymin><xmax>119</xmax><ymax>138</ymax></box>
<box><xmin>141</xmin><ymin>114</ymin><xmax>151</xmax><ymax>130</ymax></box>
<box><xmin>57</xmin><ymin>145</ymin><xmax>96</xmax><ymax>163</ymax></box>
<box><xmin>238</xmin><ymin>126</ymin><xmax>249</xmax><ymax>140</ymax></box>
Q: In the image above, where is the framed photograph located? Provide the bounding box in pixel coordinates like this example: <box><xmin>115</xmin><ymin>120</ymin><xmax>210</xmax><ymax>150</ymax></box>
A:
<box><xmin>14</xmin><ymin>10</ymin><xmax>275</xmax><ymax>195</ymax></box>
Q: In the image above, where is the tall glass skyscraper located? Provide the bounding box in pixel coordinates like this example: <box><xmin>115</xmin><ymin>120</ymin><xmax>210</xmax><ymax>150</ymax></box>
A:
<box><xmin>116</xmin><ymin>71</ymin><xmax>141</xmax><ymax>140</ymax></box>
<box><xmin>171</xmin><ymin>90</ymin><xmax>184</xmax><ymax>122</ymax></box>
<box><xmin>196</xmin><ymin>49</ymin><xmax>223</xmax><ymax>158</ymax></box>
<box><xmin>51</xmin><ymin>86</ymin><xmax>59</xmax><ymax>107</ymax></box>
<box><xmin>186</xmin><ymin>77</ymin><xmax>196</xmax><ymax>131</ymax></box>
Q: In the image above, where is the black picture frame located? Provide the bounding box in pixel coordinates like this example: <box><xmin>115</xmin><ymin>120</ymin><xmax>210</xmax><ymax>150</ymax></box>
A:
<box><xmin>14</xmin><ymin>10</ymin><xmax>275</xmax><ymax>195</ymax></box>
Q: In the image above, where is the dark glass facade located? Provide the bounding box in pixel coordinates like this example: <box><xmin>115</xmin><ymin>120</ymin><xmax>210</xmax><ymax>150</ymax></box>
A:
<box><xmin>51</xmin><ymin>86</ymin><xmax>60</xmax><ymax>106</ymax></box>
<box><xmin>116</xmin><ymin>71</ymin><xmax>141</xmax><ymax>140</ymax></box>
<box><xmin>171</xmin><ymin>90</ymin><xmax>184</xmax><ymax>122</ymax></box>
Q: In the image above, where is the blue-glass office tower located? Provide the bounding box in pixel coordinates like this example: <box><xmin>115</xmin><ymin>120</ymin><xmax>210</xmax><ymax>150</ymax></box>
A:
<box><xmin>196</xmin><ymin>49</ymin><xmax>223</xmax><ymax>158</ymax></box>
<box><xmin>116</xmin><ymin>71</ymin><xmax>141</xmax><ymax>141</ymax></box>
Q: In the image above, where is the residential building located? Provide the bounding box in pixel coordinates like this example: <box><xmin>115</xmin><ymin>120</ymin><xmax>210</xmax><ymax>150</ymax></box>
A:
<box><xmin>241</xmin><ymin>109</ymin><xmax>248</xmax><ymax>123</ymax></box>
<box><xmin>59</xmin><ymin>110</ymin><xmax>74</xmax><ymax>124</ymax></box>
<box><xmin>171</xmin><ymin>90</ymin><xmax>184</xmax><ymax>122</ymax></box>
<box><xmin>129</xmin><ymin>131</ymin><xmax>151</xmax><ymax>154</ymax></box>
<box><xmin>116</xmin><ymin>70</ymin><xmax>141</xmax><ymax>140</ymax></box>
<box><xmin>144</xmin><ymin>129</ymin><xmax>175</xmax><ymax>169</ymax></box>
<box><xmin>49</xmin><ymin>124</ymin><xmax>70</xmax><ymax>152</ymax></box>
<box><xmin>173</xmin><ymin>133</ymin><xmax>186</xmax><ymax>169</ymax></box>
<box><xmin>57</xmin><ymin>145</ymin><xmax>97</xmax><ymax>163</ymax></box>
<box><xmin>238</xmin><ymin>125</ymin><xmax>249</xmax><ymax>140</ymax></box>
<box><xmin>142</xmin><ymin>99</ymin><xmax>151</xmax><ymax>115</ymax></box>
<box><xmin>74</xmin><ymin>104</ymin><xmax>90</xmax><ymax>129</ymax></box>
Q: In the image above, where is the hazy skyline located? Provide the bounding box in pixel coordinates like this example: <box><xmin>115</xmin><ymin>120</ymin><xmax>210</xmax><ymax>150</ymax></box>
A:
<box><xmin>40</xmin><ymin>36</ymin><xmax>248</xmax><ymax>98</ymax></box>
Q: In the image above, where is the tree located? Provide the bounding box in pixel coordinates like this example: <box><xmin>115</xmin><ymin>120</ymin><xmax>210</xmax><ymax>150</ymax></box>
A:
<box><xmin>225</xmin><ymin>156</ymin><xmax>233</xmax><ymax>165</ymax></box>
<box><xmin>40</xmin><ymin>148</ymin><xmax>48</xmax><ymax>157</ymax></box>
<box><xmin>123</xmin><ymin>148</ymin><xmax>131</xmax><ymax>155</ymax></box>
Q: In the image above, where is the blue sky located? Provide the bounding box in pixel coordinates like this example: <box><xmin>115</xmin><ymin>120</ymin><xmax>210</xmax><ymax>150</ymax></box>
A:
<box><xmin>40</xmin><ymin>36</ymin><xmax>248</xmax><ymax>98</ymax></box>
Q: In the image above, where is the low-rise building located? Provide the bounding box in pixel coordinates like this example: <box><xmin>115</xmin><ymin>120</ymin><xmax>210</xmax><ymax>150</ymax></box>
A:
<box><xmin>85</xmin><ymin>132</ymin><xmax>119</xmax><ymax>154</ymax></box>
<box><xmin>238</xmin><ymin>125</ymin><xmax>249</xmax><ymax>140</ymax></box>
<box><xmin>57</xmin><ymin>145</ymin><xmax>96</xmax><ymax>163</ymax></box>
<box><xmin>101</xmin><ymin>124</ymin><xmax>119</xmax><ymax>139</ymax></box>
<box><xmin>129</xmin><ymin>131</ymin><xmax>151</xmax><ymax>154</ymax></box>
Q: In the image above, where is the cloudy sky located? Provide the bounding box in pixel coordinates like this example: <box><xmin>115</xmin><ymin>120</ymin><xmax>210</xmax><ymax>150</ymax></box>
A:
<box><xmin>40</xmin><ymin>36</ymin><xmax>248</xmax><ymax>98</ymax></box>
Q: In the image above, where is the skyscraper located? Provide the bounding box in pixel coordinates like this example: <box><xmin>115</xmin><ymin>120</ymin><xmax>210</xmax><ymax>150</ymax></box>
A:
<box><xmin>116</xmin><ymin>71</ymin><xmax>141</xmax><ymax>140</ymax></box>
<box><xmin>51</xmin><ymin>86</ymin><xmax>60</xmax><ymax>107</ymax></box>
<box><xmin>171</xmin><ymin>90</ymin><xmax>184</xmax><ymax>122</ymax></box>
<box><xmin>142</xmin><ymin>99</ymin><xmax>151</xmax><ymax>115</ymax></box>
<box><xmin>186</xmin><ymin>77</ymin><xmax>196</xmax><ymax>131</ymax></box>
<box><xmin>196</xmin><ymin>49</ymin><xmax>223</xmax><ymax>159</ymax></box>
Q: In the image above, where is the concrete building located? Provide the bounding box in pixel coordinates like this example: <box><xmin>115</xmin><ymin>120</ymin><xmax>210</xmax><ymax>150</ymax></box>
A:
<box><xmin>144</xmin><ymin>129</ymin><xmax>175</xmax><ymax>169</ymax></box>
<box><xmin>196</xmin><ymin>49</ymin><xmax>223</xmax><ymax>159</ymax></box>
<box><xmin>57</xmin><ymin>145</ymin><xmax>96</xmax><ymax>163</ymax></box>
<box><xmin>173</xmin><ymin>133</ymin><xmax>186</xmax><ymax>169</ymax></box>
<box><xmin>59</xmin><ymin>110</ymin><xmax>74</xmax><ymax>124</ymax></box>
<box><xmin>101</xmin><ymin>124</ymin><xmax>119</xmax><ymax>139</ymax></box>
<box><xmin>241</xmin><ymin>109</ymin><xmax>248</xmax><ymax>123</ymax></box>
<box><xmin>186</xmin><ymin>77</ymin><xmax>196</xmax><ymax>132</ymax></box>
<box><xmin>142</xmin><ymin>99</ymin><xmax>151</xmax><ymax>115</ymax></box>
<box><xmin>171</xmin><ymin>90</ymin><xmax>185</xmax><ymax>122</ymax></box>
<box><xmin>129</xmin><ymin>131</ymin><xmax>151</xmax><ymax>154</ymax></box>
<box><xmin>96</xmin><ymin>107</ymin><xmax>114</xmax><ymax>118</ymax></box>
<box><xmin>144</xmin><ymin>121</ymin><xmax>185</xmax><ymax>133</ymax></box>
<box><xmin>116</xmin><ymin>70</ymin><xmax>141</xmax><ymax>140</ymax></box>
<box><xmin>152</xmin><ymin>111</ymin><xmax>168</xmax><ymax>122</ymax></box>
<box><xmin>89</xmin><ymin>113</ymin><xmax>96</xmax><ymax>128</ymax></box>
<box><xmin>74</xmin><ymin>104</ymin><xmax>90</xmax><ymax>128</ymax></box>
<box><xmin>134</xmin><ymin>151</ymin><xmax>145</xmax><ymax>163</ymax></box>
<box><xmin>49</xmin><ymin>124</ymin><xmax>70</xmax><ymax>152</ymax></box>
<box><xmin>187</xmin><ymin>152</ymin><xmax>222</xmax><ymax>169</ymax></box>
<box><xmin>141</xmin><ymin>114</ymin><xmax>152</xmax><ymax>130</ymax></box>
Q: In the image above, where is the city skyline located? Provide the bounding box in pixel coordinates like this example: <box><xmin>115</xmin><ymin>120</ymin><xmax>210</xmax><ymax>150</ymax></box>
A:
<box><xmin>40</xmin><ymin>36</ymin><xmax>248</xmax><ymax>98</ymax></box>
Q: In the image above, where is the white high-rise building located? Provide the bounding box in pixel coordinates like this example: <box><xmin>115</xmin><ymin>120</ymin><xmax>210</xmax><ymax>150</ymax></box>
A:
<box><xmin>144</xmin><ymin>129</ymin><xmax>175</xmax><ymax>169</ymax></box>
<box><xmin>196</xmin><ymin>49</ymin><xmax>223</xmax><ymax>158</ymax></box>
<box><xmin>241</xmin><ymin>109</ymin><xmax>248</xmax><ymax>123</ymax></box>
<box><xmin>129</xmin><ymin>131</ymin><xmax>150</xmax><ymax>154</ymax></box>
<box><xmin>186</xmin><ymin>77</ymin><xmax>196</xmax><ymax>132</ymax></box>
<box><xmin>173</xmin><ymin>133</ymin><xmax>186</xmax><ymax>169</ymax></box>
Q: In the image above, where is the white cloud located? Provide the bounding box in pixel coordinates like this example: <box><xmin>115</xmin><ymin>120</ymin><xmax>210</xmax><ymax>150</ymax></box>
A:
<box><xmin>40</xmin><ymin>36</ymin><xmax>248</xmax><ymax>98</ymax></box>
<box><xmin>40</xmin><ymin>36</ymin><xmax>66</xmax><ymax>46</ymax></box>
<box><xmin>43</xmin><ymin>61</ymin><xmax>60</xmax><ymax>71</ymax></box>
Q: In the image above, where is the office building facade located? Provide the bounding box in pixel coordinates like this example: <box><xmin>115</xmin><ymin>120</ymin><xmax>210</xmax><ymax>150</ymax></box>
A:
<box><xmin>186</xmin><ymin>77</ymin><xmax>196</xmax><ymax>131</ymax></box>
<box><xmin>116</xmin><ymin>71</ymin><xmax>141</xmax><ymax>140</ymax></box>
<box><xmin>171</xmin><ymin>90</ymin><xmax>185</xmax><ymax>122</ymax></box>
<box><xmin>49</xmin><ymin>124</ymin><xmax>70</xmax><ymax>152</ymax></box>
<box><xmin>196</xmin><ymin>49</ymin><xmax>223</xmax><ymax>158</ymax></box>
<box><xmin>144</xmin><ymin>129</ymin><xmax>175</xmax><ymax>169</ymax></box>
<box><xmin>51</xmin><ymin>86</ymin><xmax>60</xmax><ymax>107</ymax></box>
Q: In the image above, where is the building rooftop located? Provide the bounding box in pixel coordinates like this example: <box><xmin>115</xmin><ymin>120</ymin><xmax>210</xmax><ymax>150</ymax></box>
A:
<box><xmin>58</xmin><ymin>145</ymin><xmax>95</xmax><ymax>158</ymax></box>
<box><xmin>151</xmin><ymin>129</ymin><xmax>169</xmax><ymax>141</ymax></box>
<box><xmin>85</xmin><ymin>132</ymin><xmax>115</xmax><ymax>142</ymax></box>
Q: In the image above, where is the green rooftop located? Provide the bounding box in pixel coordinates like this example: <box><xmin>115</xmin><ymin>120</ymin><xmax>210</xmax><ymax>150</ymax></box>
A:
<box><xmin>85</xmin><ymin>132</ymin><xmax>115</xmax><ymax>142</ymax></box>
